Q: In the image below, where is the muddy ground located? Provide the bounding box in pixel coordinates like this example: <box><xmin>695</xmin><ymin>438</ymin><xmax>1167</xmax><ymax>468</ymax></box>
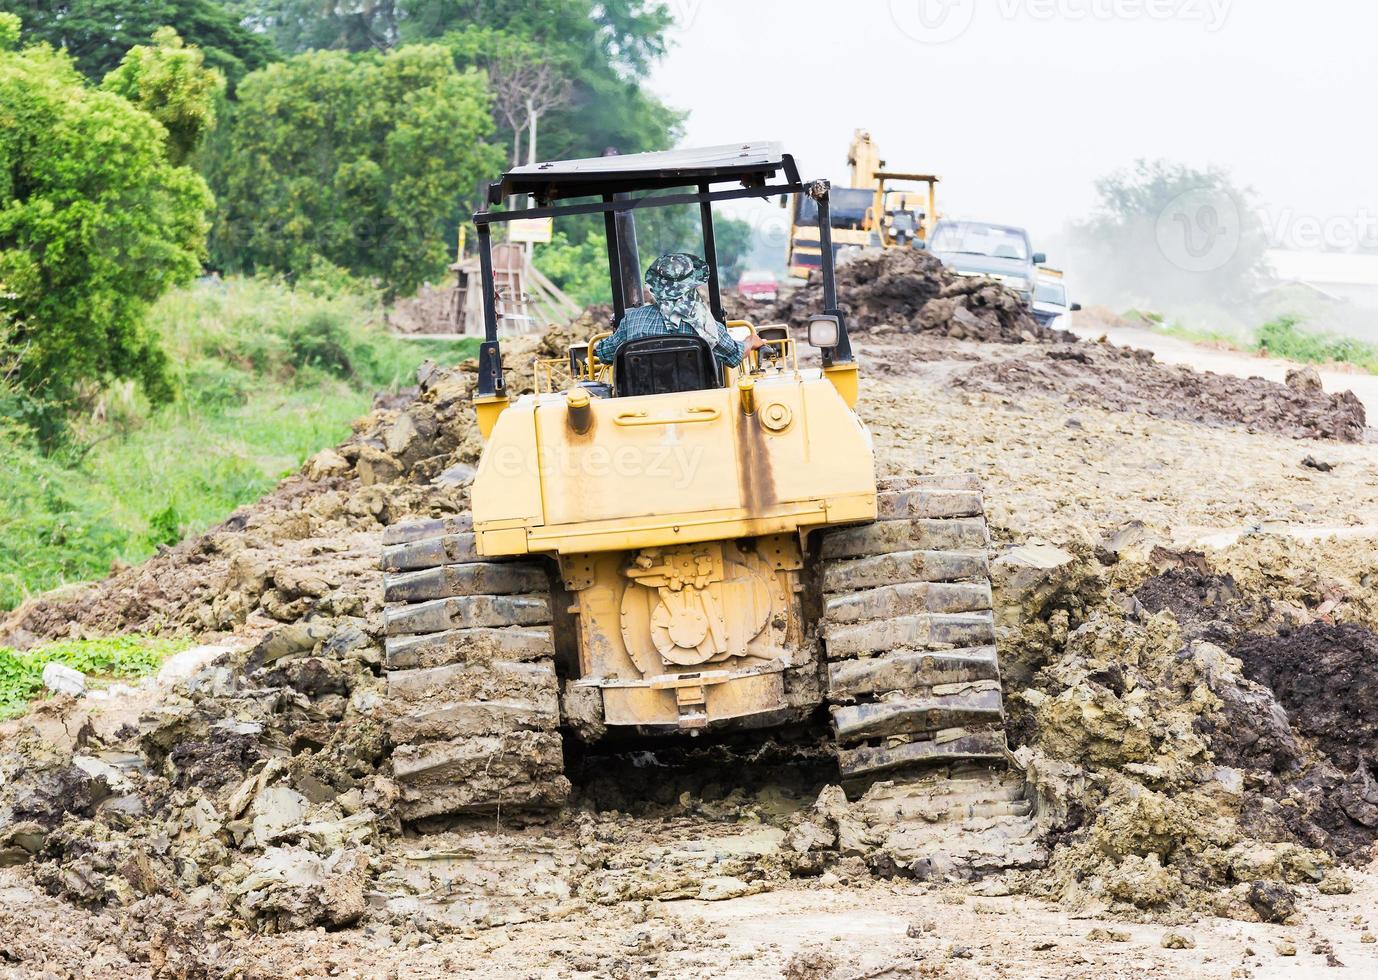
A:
<box><xmin>2</xmin><ymin>302</ymin><xmax>1378</xmax><ymax>977</ymax></box>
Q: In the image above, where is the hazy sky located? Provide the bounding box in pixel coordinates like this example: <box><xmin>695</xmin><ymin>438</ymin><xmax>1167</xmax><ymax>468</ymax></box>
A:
<box><xmin>649</xmin><ymin>0</ymin><xmax>1376</xmax><ymax>252</ymax></box>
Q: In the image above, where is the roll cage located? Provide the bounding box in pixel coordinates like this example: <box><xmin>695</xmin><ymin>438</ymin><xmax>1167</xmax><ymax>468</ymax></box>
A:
<box><xmin>471</xmin><ymin>141</ymin><xmax>853</xmax><ymax>398</ymax></box>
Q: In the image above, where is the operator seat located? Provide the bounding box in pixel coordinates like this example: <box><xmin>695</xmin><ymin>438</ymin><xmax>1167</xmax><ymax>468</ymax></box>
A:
<box><xmin>613</xmin><ymin>334</ymin><xmax>722</xmax><ymax>397</ymax></box>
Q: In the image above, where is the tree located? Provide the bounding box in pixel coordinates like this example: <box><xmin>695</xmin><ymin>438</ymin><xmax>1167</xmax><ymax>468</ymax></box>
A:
<box><xmin>102</xmin><ymin>27</ymin><xmax>224</xmax><ymax>166</ymax></box>
<box><xmin>488</xmin><ymin>50</ymin><xmax>571</xmax><ymax>169</ymax></box>
<box><xmin>1069</xmin><ymin>159</ymin><xmax>1268</xmax><ymax>309</ymax></box>
<box><xmin>207</xmin><ymin>44</ymin><xmax>502</xmax><ymax>296</ymax></box>
<box><xmin>0</xmin><ymin>25</ymin><xmax>214</xmax><ymax>421</ymax></box>
<box><xmin>233</xmin><ymin>0</ymin><xmax>400</xmax><ymax>54</ymax></box>
<box><xmin>713</xmin><ymin>218</ymin><xmax>754</xmax><ymax>287</ymax></box>
<box><xmin>0</xmin><ymin>0</ymin><xmax>274</xmax><ymax>89</ymax></box>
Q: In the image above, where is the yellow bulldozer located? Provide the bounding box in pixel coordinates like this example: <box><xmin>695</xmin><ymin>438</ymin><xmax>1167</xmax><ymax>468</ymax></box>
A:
<box><xmin>786</xmin><ymin>130</ymin><xmax>940</xmax><ymax>279</ymax></box>
<box><xmin>378</xmin><ymin>144</ymin><xmax>1010</xmax><ymax>826</ymax></box>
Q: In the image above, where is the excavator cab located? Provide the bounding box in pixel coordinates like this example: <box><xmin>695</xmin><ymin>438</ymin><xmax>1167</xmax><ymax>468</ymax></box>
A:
<box><xmin>378</xmin><ymin>144</ymin><xmax>1008</xmax><ymax>822</ymax></box>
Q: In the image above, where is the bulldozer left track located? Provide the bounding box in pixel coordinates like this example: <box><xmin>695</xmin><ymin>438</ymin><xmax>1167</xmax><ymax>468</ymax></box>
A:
<box><xmin>379</xmin><ymin>514</ymin><xmax>569</xmax><ymax>821</ymax></box>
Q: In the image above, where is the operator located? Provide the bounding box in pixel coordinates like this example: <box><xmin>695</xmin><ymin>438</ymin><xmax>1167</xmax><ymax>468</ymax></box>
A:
<box><xmin>594</xmin><ymin>252</ymin><xmax>768</xmax><ymax>368</ymax></box>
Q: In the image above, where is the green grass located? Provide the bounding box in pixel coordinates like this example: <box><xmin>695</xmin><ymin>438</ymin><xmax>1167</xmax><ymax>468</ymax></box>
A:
<box><xmin>0</xmin><ymin>635</ymin><xmax>191</xmax><ymax>719</ymax></box>
<box><xmin>1254</xmin><ymin>315</ymin><xmax>1378</xmax><ymax>373</ymax></box>
<box><xmin>1130</xmin><ymin>309</ymin><xmax>1378</xmax><ymax>375</ymax></box>
<box><xmin>0</xmin><ymin>277</ymin><xmax>479</xmax><ymax>611</ymax></box>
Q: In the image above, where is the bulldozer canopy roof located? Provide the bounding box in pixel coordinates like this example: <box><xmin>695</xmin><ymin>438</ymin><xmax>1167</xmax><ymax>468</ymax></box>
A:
<box><xmin>489</xmin><ymin>142</ymin><xmax>798</xmax><ymax>206</ymax></box>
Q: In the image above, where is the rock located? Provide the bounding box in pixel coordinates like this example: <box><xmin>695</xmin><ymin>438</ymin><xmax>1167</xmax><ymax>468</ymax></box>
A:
<box><xmin>1284</xmin><ymin>365</ymin><xmax>1323</xmax><ymax>393</ymax></box>
<box><xmin>1247</xmin><ymin>880</ymin><xmax>1296</xmax><ymax>923</ymax></box>
<box><xmin>249</xmin><ymin>785</ymin><xmax>310</xmax><ymax>845</ymax></box>
<box><xmin>434</xmin><ymin>461</ymin><xmax>477</xmax><ymax>486</ymax></box>
<box><xmin>1318</xmin><ymin>869</ymin><xmax>1354</xmax><ymax>895</ymax></box>
<box><xmin>1300</xmin><ymin>454</ymin><xmax>1334</xmax><ymax>472</ymax></box>
<box><xmin>1161</xmin><ymin>933</ymin><xmax>1195</xmax><ymax>950</ymax></box>
<box><xmin>1087</xmin><ymin>927</ymin><xmax>1130</xmax><ymax>942</ymax></box>
<box><xmin>1274</xmin><ymin>940</ymin><xmax>1297</xmax><ymax>957</ymax></box>
<box><xmin>156</xmin><ymin>643</ymin><xmax>236</xmax><ymax>686</ymax></box>
<box><xmin>307</xmin><ymin>448</ymin><xmax>351</xmax><ymax>480</ymax></box>
<box><xmin>697</xmin><ymin>875</ymin><xmax>753</xmax><ymax>901</ymax></box>
<box><xmin>41</xmin><ymin>662</ymin><xmax>86</xmax><ymax>696</ymax></box>
<box><xmin>231</xmin><ymin>847</ymin><xmax>370</xmax><ymax>932</ymax></box>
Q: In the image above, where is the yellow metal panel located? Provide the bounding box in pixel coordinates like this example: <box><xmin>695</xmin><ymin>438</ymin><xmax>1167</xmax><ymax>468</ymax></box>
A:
<box><xmin>473</xmin><ymin>394</ymin><xmax>509</xmax><ymax>440</ymax></box>
<box><xmin>472</xmin><ymin>371</ymin><xmax>875</xmax><ymax>557</ymax></box>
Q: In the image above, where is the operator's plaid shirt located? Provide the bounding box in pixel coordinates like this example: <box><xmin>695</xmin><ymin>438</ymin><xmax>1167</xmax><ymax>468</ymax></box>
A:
<box><xmin>593</xmin><ymin>305</ymin><xmax>746</xmax><ymax>368</ymax></box>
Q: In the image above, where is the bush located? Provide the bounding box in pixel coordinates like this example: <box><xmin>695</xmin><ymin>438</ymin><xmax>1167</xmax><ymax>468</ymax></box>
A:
<box><xmin>0</xmin><ymin>33</ymin><xmax>216</xmax><ymax>418</ymax></box>
<box><xmin>1256</xmin><ymin>315</ymin><xmax>1378</xmax><ymax>373</ymax></box>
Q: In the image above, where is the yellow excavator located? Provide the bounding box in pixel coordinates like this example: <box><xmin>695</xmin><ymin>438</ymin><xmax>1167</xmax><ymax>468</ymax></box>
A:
<box><xmin>786</xmin><ymin>130</ymin><xmax>940</xmax><ymax>279</ymax></box>
<box><xmin>378</xmin><ymin>144</ymin><xmax>1010</xmax><ymax>830</ymax></box>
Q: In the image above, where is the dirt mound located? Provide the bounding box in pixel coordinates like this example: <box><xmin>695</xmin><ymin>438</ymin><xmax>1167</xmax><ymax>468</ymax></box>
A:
<box><xmin>385</xmin><ymin>282</ymin><xmax>455</xmax><ymax>335</ymax></box>
<box><xmin>772</xmin><ymin>247</ymin><xmax>1076</xmax><ymax>343</ymax></box>
<box><xmin>955</xmin><ymin>340</ymin><xmax>1369</xmax><ymax>443</ymax></box>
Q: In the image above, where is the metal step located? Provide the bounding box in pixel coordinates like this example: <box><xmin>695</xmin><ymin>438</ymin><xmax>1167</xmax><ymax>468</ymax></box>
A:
<box><xmin>831</xmin><ymin>686</ymin><xmax>1004</xmax><ymax>743</ymax></box>
<box><xmin>826</xmin><ymin>646</ymin><xmax>1000</xmax><ymax>701</ymax></box>
<box><xmin>822</xmin><ymin>581</ymin><xmax>992</xmax><ymax>624</ymax></box>
<box><xmin>384</xmin><ymin>625</ymin><xmax>554</xmax><ymax>670</ymax></box>
<box><xmin>383</xmin><ymin>593</ymin><xmax>550</xmax><ymax>636</ymax></box>
<box><xmin>382</xmin><ymin>513</ymin><xmax>473</xmax><ymax>546</ymax></box>
<box><xmin>838</xmin><ymin>727</ymin><xmax>1007</xmax><ymax>778</ymax></box>
<box><xmin>876</xmin><ymin>488</ymin><xmax>984</xmax><ymax>520</ymax></box>
<box><xmin>823</xmin><ymin>611</ymin><xmax>996</xmax><ymax>659</ymax></box>
<box><xmin>821</xmin><ymin>549</ymin><xmax>989</xmax><ymax>593</ymax></box>
<box><xmin>820</xmin><ymin>517</ymin><xmax>990</xmax><ymax>561</ymax></box>
<box><xmin>384</xmin><ymin>562</ymin><xmax>548</xmax><ymax>603</ymax></box>
<box><xmin>381</xmin><ymin>532</ymin><xmax>482</xmax><ymax>572</ymax></box>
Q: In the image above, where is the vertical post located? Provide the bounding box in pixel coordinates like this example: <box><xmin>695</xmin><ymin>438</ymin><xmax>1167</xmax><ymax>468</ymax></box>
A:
<box><xmin>816</xmin><ymin>187</ymin><xmax>838</xmax><ymax>311</ymax></box>
<box><xmin>603</xmin><ymin>194</ymin><xmax>626</xmax><ymax>323</ymax></box>
<box><xmin>476</xmin><ymin>221</ymin><xmax>505</xmax><ymax>396</ymax></box>
<box><xmin>813</xmin><ymin>182</ymin><xmax>853</xmax><ymax>365</ymax></box>
<box><xmin>698</xmin><ymin>182</ymin><xmax>723</xmax><ymax>319</ymax></box>
<box><xmin>614</xmin><ymin>195</ymin><xmax>643</xmax><ymax>310</ymax></box>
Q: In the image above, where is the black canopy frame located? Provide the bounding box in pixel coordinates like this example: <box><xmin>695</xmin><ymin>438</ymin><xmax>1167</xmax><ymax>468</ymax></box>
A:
<box><xmin>472</xmin><ymin>145</ymin><xmax>851</xmax><ymax>397</ymax></box>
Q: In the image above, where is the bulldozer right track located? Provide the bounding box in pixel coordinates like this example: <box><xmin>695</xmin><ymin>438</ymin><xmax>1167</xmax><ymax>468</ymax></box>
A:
<box><xmin>379</xmin><ymin>513</ymin><xmax>570</xmax><ymax>821</ymax></box>
<box><xmin>817</xmin><ymin>476</ymin><xmax>1042</xmax><ymax>877</ymax></box>
<box><xmin>818</xmin><ymin>476</ymin><xmax>1007</xmax><ymax>779</ymax></box>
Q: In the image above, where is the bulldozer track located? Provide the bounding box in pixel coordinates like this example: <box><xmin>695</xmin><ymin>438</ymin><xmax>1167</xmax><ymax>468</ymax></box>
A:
<box><xmin>380</xmin><ymin>514</ymin><xmax>569</xmax><ymax>821</ymax></box>
<box><xmin>818</xmin><ymin>476</ymin><xmax>1041</xmax><ymax>876</ymax></box>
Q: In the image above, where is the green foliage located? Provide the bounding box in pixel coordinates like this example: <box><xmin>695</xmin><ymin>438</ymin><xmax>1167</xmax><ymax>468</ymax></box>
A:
<box><xmin>1071</xmin><ymin>159</ymin><xmax>1269</xmax><ymax>309</ymax></box>
<box><xmin>535</xmin><ymin>231</ymin><xmax>613</xmax><ymax>308</ymax></box>
<box><xmin>102</xmin><ymin>27</ymin><xmax>224</xmax><ymax>166</ymax></box>
<box><xmin>0</xmin><ymin>410</ymin><xmax>131</xmax><ymax>610</ymax></box>
<box><xmin>234</xmin><ymin>0</ymin><xmax>402</xmax><ymax>54</ymax></box>
<box><xmin>208</xmin><ymin>44</ymin><xmax>501</xmax><ymax>297</ymax></box>
<box><xmin>713</xmin><ymin>218</ymin><xmax>754</xmax><ymax>287</ymax></box>
<box><xmin>0</xmin><ymin>635</ymin><xmax>189</xmax><ymax>718</ymax></box>
<box><xmin>0</xmin><ymin>0</ymin><xmax>275</xmax><ymax>88</ymax></box>
<box><xmin>1255</xmin><ymin>315</ymin><xmax>1378</xmax><ymax>373</ymax></box>
<box><xmin>0</xmin><ymin>11</ymin><xmax>17</xmax><ymax>48</ymax></box>
<box><xmin>1</xmin><ymin>276</ymin><xmax>476</xmax><ymax>611</ymax></box>
<box><xmin>0</xmin><ymin>39</ymin><xmax>213</xmax><ymax>417</ymax></box>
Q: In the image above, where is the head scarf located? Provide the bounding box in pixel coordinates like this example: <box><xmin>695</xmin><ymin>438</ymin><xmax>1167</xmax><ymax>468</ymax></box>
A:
<box><xmin>645</xmin><ymin>253</ymin><xmax>721</xmax><ymax>344</ymax></box>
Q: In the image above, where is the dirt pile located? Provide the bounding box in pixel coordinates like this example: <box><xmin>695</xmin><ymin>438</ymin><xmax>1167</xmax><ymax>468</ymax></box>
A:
<box><xmin>772</xmin><ymin>247</ymin><xmax>1076</xmax><ymax>343</ymax></box>
<box><xmin>993</xmin><ymin>537</ymin><xmax>1378</xmax><ymax>919</ymax></box>
<box><xmin>955</xmin><ymin>339</ymin><xmax>1369</xmax><ymax>442</ymax></box>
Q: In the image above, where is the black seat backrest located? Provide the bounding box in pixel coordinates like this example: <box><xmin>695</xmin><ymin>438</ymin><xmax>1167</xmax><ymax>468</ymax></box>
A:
<box><xmin>613</xmin><ymin>334</ymin><xmax>721</xmax><ymax>397</ymax></box>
